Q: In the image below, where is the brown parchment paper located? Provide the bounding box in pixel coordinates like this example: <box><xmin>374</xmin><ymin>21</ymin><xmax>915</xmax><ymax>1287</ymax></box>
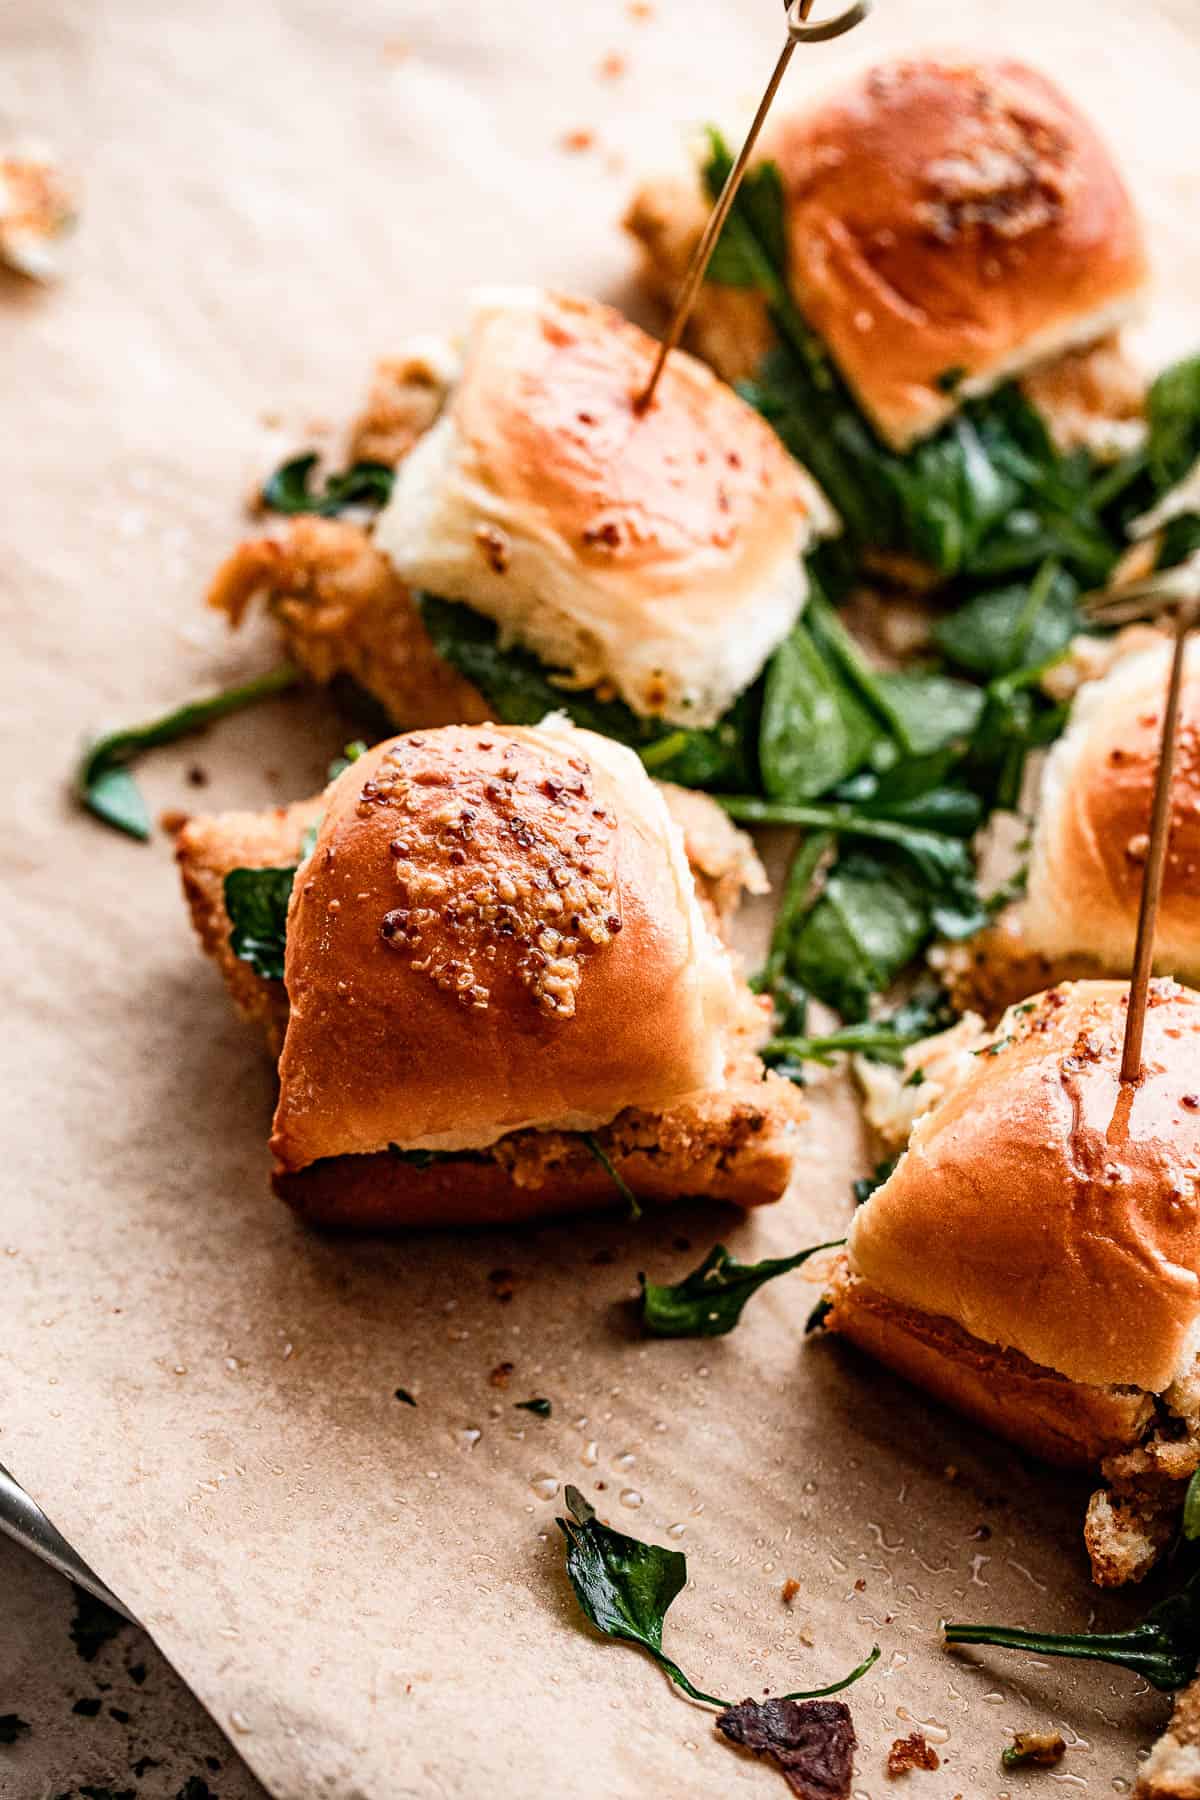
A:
<box><xmin>3</xmin><ymin>2</ymin><xmax>1200</xmax><ymax>1795</ymax></box>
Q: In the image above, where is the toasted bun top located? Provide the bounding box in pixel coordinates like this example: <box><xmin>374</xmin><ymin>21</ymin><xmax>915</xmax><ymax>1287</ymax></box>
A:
<box><xmin>1025</xmin><ymin>643</ymin><xmax>1200</xmax><ymax>984</ymax></box>
<box><xmin>848</xmin><ymin>980</ymin><xmax>1200</xmax><ymax>1393</ymax></box>
<box><xmin>762</xmin><ymin>55</ymin><xmax>1149</xmax><ymax>448</ymax></box>
<box><xmin>270</xmin><ymin>720</ymin><xmax>741</xmax><ymax>1170</ymax></box>
<box><xmin>376</xmin><ymin>288</ymin><xmax>831</xmax><ymax>727</ymax></box>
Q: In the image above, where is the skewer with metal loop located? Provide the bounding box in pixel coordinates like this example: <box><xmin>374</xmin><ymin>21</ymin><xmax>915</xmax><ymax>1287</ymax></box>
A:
<box><xmin>1083</xmin><ymin>551</ymin><xmax>1200</xmax><ymax>1082</ymax></box>
<box><xmin>633</xmin><ymin>0</ymin><xmax>872</xmax><ymax>414</ymax></box>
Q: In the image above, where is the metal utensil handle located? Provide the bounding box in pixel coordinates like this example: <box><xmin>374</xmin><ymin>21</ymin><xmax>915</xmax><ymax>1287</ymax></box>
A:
<box><xmin>0</xmin><ymin>1459</ymin><xmax>135</xmax><ymax>1622</ymax></box>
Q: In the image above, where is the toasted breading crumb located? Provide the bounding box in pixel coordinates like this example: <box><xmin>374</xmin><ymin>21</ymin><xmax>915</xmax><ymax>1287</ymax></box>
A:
<box><xmin>207</xmin><ymin>516</ymin><xmax>488</xmax><ymax>731</ymax></box>
<box><xmin>887</xmin><ymin>1733</ymin><xmax>939</xmax><ymax>1776</ymax></box>
<box><xmin>561</xmin><ymin>129</ymin><xmax>595</xmax><ymax>153</ymax></box>
<box><xmin>1138</xmin><ymin>1677</ymin><xmax>1200</xmax><ymax>1798</ymax></box>
<box><xmin>1003</xmin><ymin>1730</ymin><xmax>1066</xmax><ymax>1770</ymax></box>
<box><xmin>0</xmin><ymin>146</ymin><xmax>77</xmax><ymax>280</ymax></box>
<box><xmin>1020</xmin><ymin>335</ymin><xmax>1146</xmax><ymax>460</ymax></box>
<box><xmin>347</xmin><ymin>346</ymin><xmax>454</xmax><ymax>467</ymax></box>
<box><xmin>780</xmin><ymin>1577</ymin><xmax>801</xmax><ymax>1605</ymax></box>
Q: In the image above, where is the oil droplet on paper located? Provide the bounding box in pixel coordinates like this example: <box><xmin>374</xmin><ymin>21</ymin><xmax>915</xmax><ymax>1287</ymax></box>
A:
<box><xmin>230</xmin><ymin>1710</ymin><xmax>252</xmax><ymax>1735</ymax></box>
<box><xmin>457</xmin><ymin>1428</ymin><xmax>482</xmax><ymax>1451</ymax></box>
<box><xmin>613</xmin><ymin>1450</ymin><xmax>636</xmax><ymax>1471</ymax></box>
<box><xmin>667</xmin><ymin>1522</ymin><xmax>686</xmax><ymax>1539</ymax></box>
<box><xmin>619</xmin><ymin>1488</ymin><xmax>643</xmax><ymax>1509</ymax></box>
<box><xmin>530</xmin><ymin>1473</ymin><xmax>560</xmax><ymax>1501</ymax></box>
<box><xmin>580</xmin><ymin>1441</ymin><xmax>599</xmax><ymax>1467</ymax></box>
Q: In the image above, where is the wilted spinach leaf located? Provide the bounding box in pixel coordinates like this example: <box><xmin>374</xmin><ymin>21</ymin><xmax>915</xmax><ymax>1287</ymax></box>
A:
<box><xmin>75</xmin><ymin>665</ymin><xmax>300</xmax><ymax>841</ymax></box>
<box><xmin>261</xmin><ymin>452</ymin><xmax>395</xmax><ymax>517</ymax></box>
<box><xmin>557</xmin><ymin>1486</ymin><xmax>878</xmax><ymax>1706</ymax></box>
<box><xmin>639</xmin><ymin>1239</ymin><xmax>842</xmax><ymax>1338</ymax></box>
<box><xmin>417</xmin><ymin>594</ymin><xmax>756</xmax><ymax>790</ymax></box>
<box><xmin>224</xmin><ymin>864</ymin><xmax>297</xmax><ymax>982</ymax></box>
<box><xmin>759</xmin><ymin>620</ymin><xmax>877</xmax><ymax>801</ymax></box>
<box><xmin>1146</xmin><ymin>353</ymin><xmax>1200</xmax><ymax>495</ymax></box>
<box><xmin>932</xmin><ymin>563</ymin><xmax>1080</xmax><ymax>679</ymax></box>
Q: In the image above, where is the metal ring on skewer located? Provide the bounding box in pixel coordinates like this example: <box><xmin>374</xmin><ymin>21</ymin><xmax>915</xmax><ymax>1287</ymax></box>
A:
<box><xmin>787</xmin><ymin>0</ymin><xmax>873</xmax><ymax>43</ymax></box>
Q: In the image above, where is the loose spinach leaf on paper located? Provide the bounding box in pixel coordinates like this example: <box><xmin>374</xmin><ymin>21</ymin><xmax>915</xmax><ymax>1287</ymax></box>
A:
<box><xmin>75</xmin><ymin>665</ymin><xmax>300</xmax><ymax>841</ymax></box>
<box><xmin>944</xmin><ymin>1544</ymin><xmax>1200</xmax><ymax>1692</ymax></box>
<box><xmin>639</xmin><ymin>1239</ymin><xmax>842</xmax><ymax>1338</ymax></box>
<box><xmin>261</xmin><ymin>452</ymin><xmax>395</xmax><ymax>518</ymax></box>
<box><xmin>557</xmin><ymin>1486</ymin><xmax>879</xmax><ymax>1707</ymax></box>
<box><xmin>224</xmin><ymin>864</ymin><xmax>297</xmax><ymax>982</ymax></box>
<box><xmin>417</xmin><ymin>594</ymin><xmax>756</xmax><ymax>791</ymax></box>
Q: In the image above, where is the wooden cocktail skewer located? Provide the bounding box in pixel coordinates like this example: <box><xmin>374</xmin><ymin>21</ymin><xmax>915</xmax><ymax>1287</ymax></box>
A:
<box><xmin>634</xmin><ymin>0</ymin><xmax>871</xmax><ymax>414</ymax></box>
<box><xmin>1084</xmin><ymin>552</ymin><xmax>1200</xmax><ymax>1081</ymax></box>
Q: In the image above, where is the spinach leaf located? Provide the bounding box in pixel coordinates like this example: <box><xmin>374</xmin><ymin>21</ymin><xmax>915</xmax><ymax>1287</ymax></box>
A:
<box><xmin>639</xmin><ymin>1239</ymin><xmax>842</xmax><ymax>1338</ymax></box>
<box><xmin>582</xmin><ymin>1133</ymin><xmax>640</xmax><ymax>1221</ymax></box>
<box><xmin>764</xmin><ymin>987</ymin><xmax>956</xmax><ymax>1071</ymax></box>
<box><xmin>224</xmin><ymin>865</ymin><xmax>297</xmax><ymax>982</ymax></box>
<box><xmin>1146</xmin><ymin>353</ymin><xmax>1200</xmax><ymax>494</ymax></box>
<box><xmin>75</xmin><ymin>665</ymin><xmax>300</xmax><ymax>841</ymax></box>
<box><xmin>759</xmin><ymin>619</ymin><xmax>877</xmax><ymax>801</ymax></box>
<box><xmin>261</xmin><ymin>452</ymin><xmax>395</xmax><ymax>517</ymax></box>
<box><xmin>785</xmin><ymin>851</ymin><xmax>932</xmax><ymax>1021</ymax></box>
<box><xmin>417</xmin><ymin>595</ymin><xmax>756</xmax><ymax>790</ymax></box>
<box><xmin>944</xmin><ymin>1551</ymin><xmax>1200</xmax><ymax>1691</ymax></box>
<box><xmin>932</xmin><ymin>563</ymin><xmax>1079</xmax><ymax>679</ymax></box>
<box><xmin>1158</xmin><ymin>512</ymin><xmax>1200</xmax><ymax>571</ymax></box>
<box><xmin>557</xmin><ymin>1486</ymin><xmax>879</xmax><ymax>1706</ymax></box>
<box><xmin>853</xmin><ymin>1158</ymin><xmax>898</xmax><ymax>1206</ymax></box>
<box><xmin>872</xmin><ymin>672</ymin><xmax>985</xmax><ymax>757</ymax></box>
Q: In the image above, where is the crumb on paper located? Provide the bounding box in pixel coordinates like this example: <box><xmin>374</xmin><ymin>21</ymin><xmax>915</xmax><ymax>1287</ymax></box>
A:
<box><xmin>561</xmin><ymin>128</ymin><xmax>595</xmax><ymax>154</ymax></box>
<box><xmin>943</xmin><ymin>1464</ymin><xmax>959</xmax><ymax>1483</ymax></box>
<box><xmin>597</xmin><ymin>52</ymin><xmax>627</xmax><ymax>79</ymax></box>
<box><xmin>160</xmin><ymin>808</ymin><xmax>191</xmax><ymax>835</ymax></box>
<box><xmin>628</xmin><ymin>0</ymin><xmax>654</xmax><ymax>16</ymax></box>
<box><xmin>259</xmin><ymin>410</ymin><xmax>283</xmax><ymax>430</ymax></box>
<box><xmin>489</xmin><ymin>1361</ymin><xmax>514</xmax><ymax>1388</ymax></box>
<box><xmin>1002</xmin><ymin>1730</ymin><xmax>1066</xmax><ymax>1770</ymax></box>
<box><xmin>187</xmin><ymin>764</ymin><xmax>209</xmax><ymax>788</ymax></box>
<box><xmin>0</xmin><ymin>145</ymin><xmax>77</xmax><ymax>281</ymax></box>
<box><xmin>781</xmin><ymin>1577</ymin><xmax>801</xmax><ymax>1606</ymax></box>
<box><xmin>887</xmin><ymin>1733</ymin><xmax>940</xmax><ymax>1776</ymax></box>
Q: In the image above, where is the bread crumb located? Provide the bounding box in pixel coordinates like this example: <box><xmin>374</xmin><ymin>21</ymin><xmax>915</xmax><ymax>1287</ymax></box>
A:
<box><xmin>887</xmin><ymin>1733</ymin><xmax>940</xmax><ymax>1776</ymax></box>
<box><xmin>597</xmin><ymin>52</ymin><xmax>627</xmax><ymax>79</ymax></box>
<box><xmin>1002</xmin><ymin>1730</ymin><xmax>1066</xmax><ymax>1770</ymax></box>
<box><xmin>489</xmin><ymin>1361</ymin><xmax>514</xmax><ymax>1388</ymax></box>
<box><xmin>780</xmin><ymin>1578</ymin><xmax>800</xmax><ymax>1605</ymax></box>
<box><xmin>628</xmin><ymin>0</ymin><xmax>654</xmax><ymax>16</ymax></box>
<box><xmin>561</xmin><ymin>128</ymin><xmax>595</xmax><ymax>153</ymax></box>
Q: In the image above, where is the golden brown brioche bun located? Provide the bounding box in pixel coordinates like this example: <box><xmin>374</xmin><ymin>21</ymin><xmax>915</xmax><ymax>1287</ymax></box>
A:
<box><xmin>847</xmin><ymin>980</ymin><xmax>1200</xmax><ymax>1394</ymax></box>
<box><xmin>270</xmin><ymin>719</ymin><xmax>742</xmax><ymax>1173</ymax></box>
<box><xmin>1025</xmin><ymin>644</ymin><xmax>1200</xmax><ymax>984</ymax></box>
<box><xmin>761</xmin><ymin>54</ymin><xmax>1148</xmax><ymax>448</ymax></box>
<box><xmin>375</xmin><ymin>288</ymin><xmax>831</xmax><ymax>728</ymax></box>
<box><xmin>826</xmin><ymin>1260</ymin><xmax>1153</xmax><ymax>1467</ymax></box>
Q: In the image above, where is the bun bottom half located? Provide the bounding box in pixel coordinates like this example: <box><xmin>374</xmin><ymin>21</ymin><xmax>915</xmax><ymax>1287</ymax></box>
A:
<box><xmin>825</xmin><ymin>1259</ymin><xmax>1153</xmax><ymax>1468</ymax></box>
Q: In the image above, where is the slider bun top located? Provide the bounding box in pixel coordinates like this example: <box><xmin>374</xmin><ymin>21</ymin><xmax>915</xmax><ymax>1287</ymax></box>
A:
<box><xmin>848</xmin><ymin>980</ymin><xmax>1200</xmax><ymax>1393</ymax></box>
<box><xmin>375</xmin><ymin>288</ymin><xmax>831</xmax><ymax>729</ymax></box>
<box><xmin>761</xmin><ymin>54</ymin><xmax>1148</xmax><ymax>449</ymax></box>
<box><xmin>1025</xmin><ymin>642</ymin><xmax>1200</xmax><ymax>984</ymax></box>
<box><xmin>270</xmin><ymin>720</ymin><xmax>741</xmax><ymax>1172</ymax></box>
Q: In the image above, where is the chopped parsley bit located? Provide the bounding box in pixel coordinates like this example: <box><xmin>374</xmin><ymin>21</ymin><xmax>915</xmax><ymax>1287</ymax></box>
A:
<box><xmin>515</xmin><ymin>1398</ymin><xmax>552</xmax><ymax>1417</ymax></box>
<box><xmin>394</xmin><ymin>1388</ymin><xmax>417</xmax><ymax>1406</ymax></box>
<box><xmin>935</xmin><ymin>364</ymin><xmax>968</xmax><ymax>394</ymax></box>
<box><xmin>903</xmin><ymin>1066</ymin><xmax>926</xmax><ymax>1088</ymax></box>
